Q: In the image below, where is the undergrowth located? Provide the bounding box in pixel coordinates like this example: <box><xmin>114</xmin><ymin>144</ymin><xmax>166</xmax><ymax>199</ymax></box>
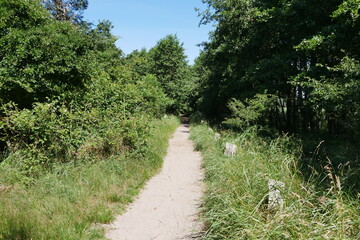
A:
<box><xmin>190</xmin><ymin>124</ymin><xmax>360</xmax><ymax>239</ymax></box>
<box><xmin>0</xmin><ymin>116</ymin><xmax>179</xmax><ymax>240</ymax></box>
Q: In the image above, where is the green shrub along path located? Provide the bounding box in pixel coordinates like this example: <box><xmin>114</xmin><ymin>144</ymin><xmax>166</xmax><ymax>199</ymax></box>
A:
<box><xmin>0</xmin><ymin>117</ymin><xmax>179</xmax><ymax>240</ymax></box>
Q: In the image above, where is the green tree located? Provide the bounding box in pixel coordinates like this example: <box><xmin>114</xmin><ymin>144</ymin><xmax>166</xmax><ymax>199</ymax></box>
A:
<box><xmin>0</xmin><ymin>0</ymin><xmax>171</xmax><ymax>174</ymax></box>
<box><xmin>124</xmin><ymin>49</ymin><xmax>152</xmax><ymax>80</ymax></box>
<box><xmin>0</xmin><ymin>0</ymin><xmax>94</xmax><ymax>108</ymax></box>
<box><xmin>149</xmin><ymin>34</ymin><xmax>195</xmax><ymax>113</ymax></box>
<box><xmin>293</xmin><ymin>0</ymin><xmax>360</xmax><ymax>136</ymax></box>
<box><xmin>196</xmin><ymin>0</ymin><xmax>359</xmax><ymax>136</ymax></box>
<box><xmin>41</xmin><ymin>0</ymin><xmax>88</xmax><ymax>22</ymax></box>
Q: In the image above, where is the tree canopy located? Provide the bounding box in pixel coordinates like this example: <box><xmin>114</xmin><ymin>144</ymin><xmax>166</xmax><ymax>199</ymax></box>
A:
<box><xmin>149</xmin><ymin>34</ymin><xmax>196</xmax><ymax>113</ymax></box>
<box><xmin>196</xmin><ymin>0</ymin><xmax>360</xmax><ymax>138</ymax></box>
<box><xmin>41</xmin><ymin>0</ymin><xmax>88</xmax><ymax>22</ymax></box>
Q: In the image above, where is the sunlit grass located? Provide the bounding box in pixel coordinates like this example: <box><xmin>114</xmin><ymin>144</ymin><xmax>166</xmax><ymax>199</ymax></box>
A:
<box><xmin>0</xmin><ymin>116</ymin><xmax>180</xmax><ymax>240</ymax></box>
<box><xmin>190</xmin><ymin>124</ymin><xmax>360</xmax><ymax>239</ymax></box>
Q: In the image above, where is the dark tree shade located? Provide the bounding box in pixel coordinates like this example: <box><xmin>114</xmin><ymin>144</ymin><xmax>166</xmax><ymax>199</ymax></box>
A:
<box><xmin>196</xmin><ymin>0</ymin><xmax>360</xmax><ymax>138</ymax></box>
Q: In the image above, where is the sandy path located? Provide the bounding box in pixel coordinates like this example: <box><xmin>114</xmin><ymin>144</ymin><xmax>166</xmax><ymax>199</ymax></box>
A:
<box><xmin>106</xmin><ymin>124</ymin><xmax>204</xmax><ymax>240</ymax></box>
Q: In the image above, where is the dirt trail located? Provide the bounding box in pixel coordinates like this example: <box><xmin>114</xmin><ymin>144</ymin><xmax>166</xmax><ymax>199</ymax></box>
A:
<box><xmin>106</xmin><ymin>124</ymin><xmax>204</xmax><ymax>240</ymax></box>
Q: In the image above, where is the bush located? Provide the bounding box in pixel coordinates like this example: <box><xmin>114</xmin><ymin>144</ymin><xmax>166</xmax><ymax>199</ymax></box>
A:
<box><xmin>223</xmin><ymin>93</ymin><xmax>278</xmax><ymax>129</ymax></box>
<box><xmin>0</xmin><ymin>97</ymin><xmax>161</xmax><ymax>178</ymax></box>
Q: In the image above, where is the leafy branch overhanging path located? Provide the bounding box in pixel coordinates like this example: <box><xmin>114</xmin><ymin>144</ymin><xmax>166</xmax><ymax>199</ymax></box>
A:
<box><xmin>106</xmin><ymin>124</ymin><xmax>204</xmax><ymax>240</ymax></box>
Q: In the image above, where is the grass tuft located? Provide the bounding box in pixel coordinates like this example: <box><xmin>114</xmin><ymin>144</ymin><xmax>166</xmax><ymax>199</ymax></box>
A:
<box><xmin>190</xmin><ymin>124</ymin><xmax>360</xmax><ymax>239</ymax></box>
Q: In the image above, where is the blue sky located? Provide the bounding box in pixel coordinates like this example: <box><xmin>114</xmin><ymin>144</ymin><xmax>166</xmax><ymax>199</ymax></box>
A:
<box><xmin>83</xmin><ymin>0</ymin><xmax>213</xmax><ymax>64</ymax></box>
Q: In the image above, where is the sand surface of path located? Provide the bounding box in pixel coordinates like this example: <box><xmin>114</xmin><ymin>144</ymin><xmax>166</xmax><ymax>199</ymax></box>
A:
<box><xmin>106</xmin><ymin>124</ymin><xmax>204</xmax><ymax>240</ymax></box>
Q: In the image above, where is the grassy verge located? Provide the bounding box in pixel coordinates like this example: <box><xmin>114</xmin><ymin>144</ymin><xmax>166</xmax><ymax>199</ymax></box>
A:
<box><xmin>190</xmin><ymin>124</ymin><xmax>359</xmax><ymax>239</ymax></box>
<box><xmin>0</xmin><ymin>116</ymin><xmax>179</xmax><ymax>240</ymax></box>
<box><xmin>299</xmin><ymin>133</ymin><xmax>360</xmax><ymax>195</ymax></box>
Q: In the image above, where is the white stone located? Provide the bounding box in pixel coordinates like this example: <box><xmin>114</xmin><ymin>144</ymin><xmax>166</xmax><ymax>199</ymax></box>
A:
<box><xmin>214</xmin><ymin>133</ymin><xmax>221</xmax><ymax>141</ymax></box>
<box><xmin>268</xmin><ymin>179</ymin><xmax>285</xmax><ymax>211</ymax></box>
<box><xmin>224</xmin><ymin>143</ymin><xmax>237</xmax><ymax>156</ymax></box>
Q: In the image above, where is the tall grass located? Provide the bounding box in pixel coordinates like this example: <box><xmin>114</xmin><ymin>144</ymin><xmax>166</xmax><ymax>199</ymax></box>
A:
<box><xmin>190</xmin><ymin>125</ymin><xmax>360</xmax><ymax>239</ymax></box>
<box><xmin>0</xmin><ymin>116</ymin><xmax>179</xmax><ymax>240</ymax></box>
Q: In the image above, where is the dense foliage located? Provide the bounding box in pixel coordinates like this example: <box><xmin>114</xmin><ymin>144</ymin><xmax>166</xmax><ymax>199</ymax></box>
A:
<box><xmin>148</xmin><ymin>35</ymin><xmax>196</xmax><ymax>113</ymax></box>
<box><xmin>191</xmin><ymin>0</ymin><xmax>360</xmax><ymax>238</ymax></box>
<box><xmin>0</xmin><ymin>0</ymin><xmax>191</xmax><ymax>179</ymax></box>
<box><xmin>1</xmin><ymin>0</ymin><xmax>359</xmax><ymax>238</ymax></box>
<box><xmin>0</xmin><ymin>1</ymin><xmax>189</xmax><ymax>237</ymax></box>
<box><xmin>196</xmin><ymin>0</ymin><xmax>360</xmax><ymax>139</ymax></box>
<box><xmin>194</xmin><ymin>0</ymin><xmax>360</xmax><ymax>197</ymax></box>
<box><xmin>42</xmin><ymin>0</ymin><xmax>88</xmax><ymax>22</ymax></box>
<box><xmin>118</xmin><ymin>35</ymin><xmax>198</xmax><ymax>114</ymax></box>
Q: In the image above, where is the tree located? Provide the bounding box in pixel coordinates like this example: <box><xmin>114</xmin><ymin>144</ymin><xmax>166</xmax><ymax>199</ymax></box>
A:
<box><xmin>123</xmin><ymin>49</ymin><xmax>151</xmax><ymax>80</ymax></box>
<box><xmin>148</xmin><ymin>34</ymin><xmax>195</xmax><ymax>113</ymax></box>
<box><xmin>293</xmin><ymin>0</ymin><xmax>360</xmax><ymax>136</ymax></box>
<box><xmin>0</xmin><ymin>0</ymin><xmax>94</xmax><ymax>108</ymax></box>
<box><xmin>196</xmin><ymin>0</ymin><xmax>360</xmax><ymax>136</ymax></box>
<box><xmin>41</xmin><ymin>0</ymin><xmax>88</xmax><ymax>22</ymax></box>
